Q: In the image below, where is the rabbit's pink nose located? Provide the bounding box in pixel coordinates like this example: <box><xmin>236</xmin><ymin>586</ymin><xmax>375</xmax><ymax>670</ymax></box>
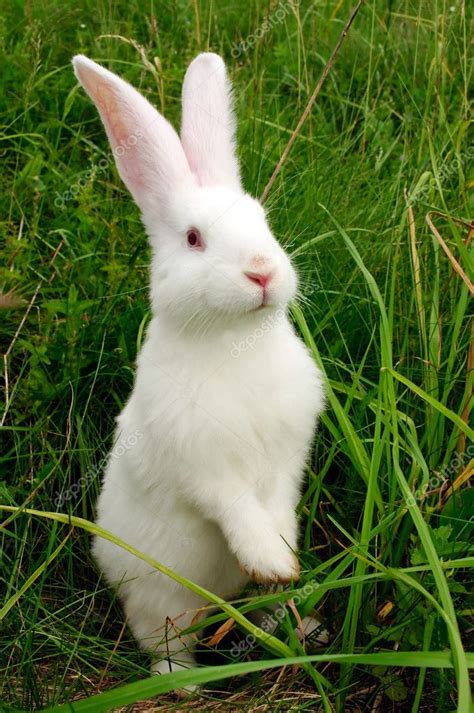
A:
<box><xmin>244</xmin><ymin>271</ymin><xmax>272</xmax><ymax>289</ymax></box>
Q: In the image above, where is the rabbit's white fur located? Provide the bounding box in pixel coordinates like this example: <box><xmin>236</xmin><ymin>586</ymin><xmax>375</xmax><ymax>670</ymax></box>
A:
<box><xmin>72</xmin><ymin>52</ymin><xmax>325</xmax><ymax>675</ymax></box>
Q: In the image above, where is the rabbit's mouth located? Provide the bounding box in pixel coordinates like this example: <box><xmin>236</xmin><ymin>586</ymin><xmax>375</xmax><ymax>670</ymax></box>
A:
<box><xmin>254</xmin><ymin>297</ymin><xmax>272</xmax><ymax>312</ymax></box>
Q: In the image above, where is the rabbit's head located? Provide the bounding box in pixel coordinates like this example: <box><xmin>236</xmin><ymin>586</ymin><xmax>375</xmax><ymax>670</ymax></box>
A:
<box><xmin>73</xmin><ymin>53</ymin><xmax>297</xmax><ymax>326</ymax></box>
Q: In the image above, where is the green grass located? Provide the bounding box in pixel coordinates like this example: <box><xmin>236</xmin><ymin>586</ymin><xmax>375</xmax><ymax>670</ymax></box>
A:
<box><xmin>1</xmin><ymin>0</ymin><xmax>473</xmax><ymax>710</ymax></box>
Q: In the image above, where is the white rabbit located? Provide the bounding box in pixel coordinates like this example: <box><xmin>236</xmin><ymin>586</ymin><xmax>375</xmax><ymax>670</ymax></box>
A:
<box><xmin>72</xmin><ymin>52</ymin><xmax>325</xmax><ymax>679</ymax></box>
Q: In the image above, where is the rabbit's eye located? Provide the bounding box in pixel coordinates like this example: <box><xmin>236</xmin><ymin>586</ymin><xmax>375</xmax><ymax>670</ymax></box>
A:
<box><xmin>186</xmin><ymin>228</ymin><xmax>204</xmax><ymax>250</ymax></box>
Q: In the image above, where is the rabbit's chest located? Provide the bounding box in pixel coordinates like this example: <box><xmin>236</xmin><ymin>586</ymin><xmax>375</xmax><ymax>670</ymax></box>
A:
<box><xmin>152</xmin><ymin>351</ymin><xmax>314</xmax><ymax>463</ymax></box>
<box><xmin>134</xmin><ymin>323</ymin><xmax>323</xmax><ymax>479</ymax></box>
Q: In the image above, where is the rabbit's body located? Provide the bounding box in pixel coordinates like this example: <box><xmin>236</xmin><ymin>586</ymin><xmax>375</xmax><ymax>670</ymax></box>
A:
<box><xmin>73</xmin><ymin>52</ymin><xmax>325</xmax><ymax>675</ymax></box>
<box><xmin>94</xmin><ymin>308</ymin><xmax>323</xmax><ymax>662</ymax></box>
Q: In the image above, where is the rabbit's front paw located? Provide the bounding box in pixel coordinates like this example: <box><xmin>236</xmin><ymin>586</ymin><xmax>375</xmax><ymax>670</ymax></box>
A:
<box><xmin>238</xmin><ymin>538</ymin><xmax>300</xmax><ymax>584</ymax></box>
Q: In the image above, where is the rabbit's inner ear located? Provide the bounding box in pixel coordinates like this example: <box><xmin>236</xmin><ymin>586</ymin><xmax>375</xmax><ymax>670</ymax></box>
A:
<box><xmin>94</xmin><ymin>84</ymin><xmax>134</xmax><ymax>149</ymax></box>
<box><xmin>181</xmin><ymin>53</ymin><xmax>242</xmax><ymax>192</ymax></box>
<box><xmin>86</xmin><ymin>81</ymin><xmax>144</xmax><ymax>187</ymax></box>
<box><xmin>73</xmin><ymin>55</ymin><xmax>193</xmax><ymax>213</ymax></box>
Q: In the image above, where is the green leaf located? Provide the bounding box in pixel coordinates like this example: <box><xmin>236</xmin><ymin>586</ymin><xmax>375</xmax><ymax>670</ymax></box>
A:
<box><xmin>385</xmin><ymin>676</ymin><xmax>408</xmax><ymax>702</ymax></box>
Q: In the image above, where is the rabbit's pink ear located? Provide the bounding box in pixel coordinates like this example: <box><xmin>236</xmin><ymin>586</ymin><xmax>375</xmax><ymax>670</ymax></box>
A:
<box><xmin>181</xmin><ymin>53</ymin><xmax>242</xmax><ymax>192</ymax></box>
<box><xmin>72</xmin><ymin>55</ymin><xmax>193</xmax><ymax>213</ymax></box>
